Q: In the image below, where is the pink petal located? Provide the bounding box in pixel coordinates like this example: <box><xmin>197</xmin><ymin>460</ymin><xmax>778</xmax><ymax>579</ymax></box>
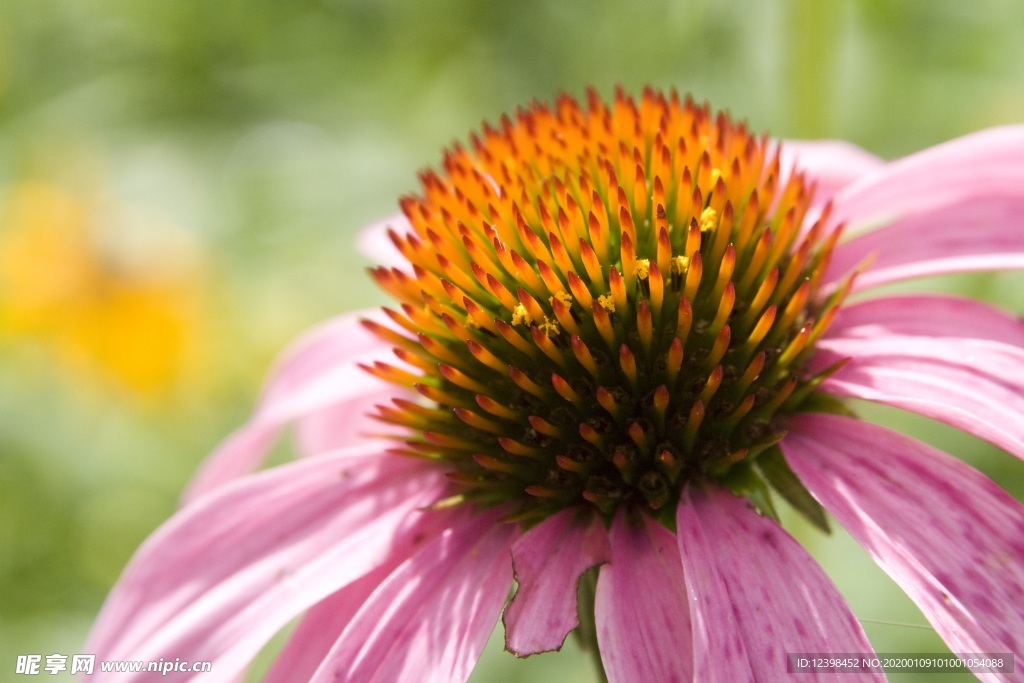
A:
<box><xmin>595</xmin><ymin>512</ymin><xmax>693</xmax><ymax>683</ymax></box>
<box><xmin>356</xmin><ymin>211</ymin><xmax>413</xmax><ymax>268</ymax></box>
<box><xmin>783</xmin><ymin>413</ymin><xmax>1024</xmax><ymax>676</ymax></box>
<box><xmin>86</xmin><ymin>451</ymin><xmax>447</xmax><ymax>682</ymax></box>
<box><xmin>264</xmin><ymin>571</ymin><xmax>389</xmax><ymax>683</ymax></box>
<box><xmin>824</xmin><ymin>294</ymin><xmax>1024</xmax><ymax>348</ymax></box>
<box><xmin>257</xmin><ymin>311</ymin><xmax>378</xmax><ymax>404</ymax></box>
<box><xmin>677</xmin><ymin>487</ymin><xmax>883</xmax><ymax>683</ymax></box>
<box><xmin>813</xmin><ymin>316</ymin><xmax>1024</xmax><ymax>461</ymax></box>
<box><xmin>503</xmin><ymin>508</ymin><xmax>612</xmax><ymax>656</ymax></box>
<box><xmin>292</xmin><ymin>392</ymin><xmax>397</xmax><ymax>455</ymax></box>
<box><xmin>780</xmin><ymin>140</ymin><xmax>884</xmax><ymax>205</ymax></box>
<box><xmin>264</xmin><ymin>503</ymin><xmax>460</xmax><ymax>683</ymax></box>
<box><xmin>183</xmin><ymin>310</ymin><xmax>395</xmax><ymax>502</ymax></box>
<box><xmin>309</xmin><ymin>507</ymin><xmax>517</xmax><ymax>683</ymax></box>
<box><xmin>824</xmin><ymin>126</ymin><xmax>1024</xmax><ymax>291</ymax></box>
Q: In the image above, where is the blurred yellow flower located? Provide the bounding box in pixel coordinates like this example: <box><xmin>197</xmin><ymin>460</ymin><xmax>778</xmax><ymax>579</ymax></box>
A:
<box><xmin>0</xmin><ymin>182</ymin><xmax>208</xmax><ymax>400</ymax></box>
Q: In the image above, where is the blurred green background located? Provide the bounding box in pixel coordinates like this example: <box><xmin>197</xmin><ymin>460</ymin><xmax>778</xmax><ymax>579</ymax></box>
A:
<box><xmin>2</xmin><ymin>0</ymin><xmax>1023</xmax><ymax>681</ymax></box>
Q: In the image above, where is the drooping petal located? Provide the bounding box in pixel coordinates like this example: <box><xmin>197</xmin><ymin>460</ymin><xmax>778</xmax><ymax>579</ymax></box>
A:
<box><xmin>596</xmin><ymin>511</ymin><xmax>693</xmax><ymax>683</ymax></box>
<box><xmin>264</xmin><ymin>570</ymin><xmax>390</xmax><ymax>683</ymax></box>
<box><xmin>824</xmin><ymin>126</ymin><xmax>1024</xmax><ymax>291</ymax></box>
<box><xmin>813</xmin><ymin>316</ymin><xmax>1024</xmax><ymax>462</ymax></box>
<box><xmin>783</xmin><ymin>412</ymin><xmax>1024</xmax><ymax>679</ymax></box>
<box><xmin>292</xmin><ymin>391</ymin><xmax>397</xmax><ymax>455</ymax></box>
<box><xmin>257</xmin><ymin>310</ymin><xmax>382</xmax><ymax>405</ymax></box>
<box><xmin>264</xmin><ymin>503</ymin><xmax>459</xmax><ymax>683</ymax></box>
<box><xmin>677</xmin><ymin>487</ymin><xmax>883</xmax><ymax>683</ymax></box>
<box><xmin>86</xmin><ymin>450</ymin><xmax>448</xmax><ymax>683</ymax></box>
<box><xmin>780</xmin><ymin>140</ymin><xmax>884</xmax><ymax>205</ymax></box>
<box><xmin>503</xmin><ymin>507</ymin><xmax>611</xmax><ymax>656</ymax></box>
<box><xmin>308</xmin><ymin>507</ymin><xmax>517</xmax><ymax>683</ymax></box>
<box><xmin>356</xmin><ymin>211</ymin><xmax>413</xmax><ymax>268</ymax></box>
<box><xmin>183</xmin><ymin>310</ymin><xmax>395</xmax><ymax>502</ymax></box>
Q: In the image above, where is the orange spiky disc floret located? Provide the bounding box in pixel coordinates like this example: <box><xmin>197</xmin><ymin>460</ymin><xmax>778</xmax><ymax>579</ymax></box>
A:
<box><xmin>366</xmin><ymin>88</ymin><xmax>848</xmax><ymax>525</ymax></box>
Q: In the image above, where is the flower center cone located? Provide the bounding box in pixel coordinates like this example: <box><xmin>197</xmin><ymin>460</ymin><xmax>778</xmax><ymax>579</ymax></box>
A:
<box><xmin>367</xmin><ymin>88</ymin><xmax>850</xmax><ymax>527</ymax></box>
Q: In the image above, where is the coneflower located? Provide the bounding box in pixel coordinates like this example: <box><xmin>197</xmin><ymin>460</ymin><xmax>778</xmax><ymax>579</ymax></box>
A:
<box><xmin>87</xmin><ymin>89</ymin><xmax>1024</xmax><ymax>682</ymax></box>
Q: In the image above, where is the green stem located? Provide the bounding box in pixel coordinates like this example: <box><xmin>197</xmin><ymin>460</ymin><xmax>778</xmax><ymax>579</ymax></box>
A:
<box><xmin>574</xmin><ymin>566</ymin><xmax>608</xmax><ymax>683</ymax></box>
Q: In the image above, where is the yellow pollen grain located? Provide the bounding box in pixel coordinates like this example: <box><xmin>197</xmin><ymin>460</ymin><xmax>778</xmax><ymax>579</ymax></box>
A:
<box><xmin>598</xmin><ymin>294</ymin><xmax>616</xmax><ymax>313</ymax></box>
<box><xmin>670</xmin><ymin>255</ymin><xmax>690</xmax><ymax>276</ymax></box>
<box><xmin>550</xmin><ymin>291</ymin><xmax>573</xmax><ymax>307</ymax></box>
<box><xmin>540</xmin><ymin>316</ymin><xmax>561</xmax><ymax>337</ymax></box>
<box><xmin>699</xmin><ymin>207</ymin><xmax>718</xmax><ymax>233</ymax></box>
<box><xmin>511</xmin><ymin>304</ymin><xmax>532</xmax><ymax>326</ymax></box>
<box><xmin>633</xmin><ymin>259</ymin><xmax>650</xmax><ymax>280</ymax></box>
<box><xmin>464</xmin><ymin>315</ymin><xmax>481</xmax><ymax>330</ymax></box>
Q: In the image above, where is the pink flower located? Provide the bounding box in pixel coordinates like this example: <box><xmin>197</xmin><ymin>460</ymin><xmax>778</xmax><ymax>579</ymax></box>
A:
<box><xmin>86</xmin><ymin>90</ymin><xmax>1024</xmax><ymax>682</ymax></box>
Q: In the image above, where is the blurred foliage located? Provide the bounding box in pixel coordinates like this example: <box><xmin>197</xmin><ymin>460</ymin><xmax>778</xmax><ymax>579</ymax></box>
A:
<box><xmin>1</xmin><ymin>0</ymin><xmax>1023</xmax><ymax>681</ymax></box>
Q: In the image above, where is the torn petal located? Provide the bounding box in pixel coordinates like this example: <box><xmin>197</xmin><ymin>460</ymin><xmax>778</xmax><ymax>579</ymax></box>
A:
<box><xmin>504</xmin><ymin>508</ymin><xmax>611</xmax><ymax>656</ymax></box>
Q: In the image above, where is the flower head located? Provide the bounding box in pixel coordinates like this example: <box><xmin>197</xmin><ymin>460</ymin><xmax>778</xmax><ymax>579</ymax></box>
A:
<box><xmin>364</xmin><ymin>90</ymin><xmax>842</xmax><ymax>527</ymax></box>
<box><xmin>86</xmin><ymin>89</ymin><xmax>1024</xmax><ymax>682</ymax></box>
